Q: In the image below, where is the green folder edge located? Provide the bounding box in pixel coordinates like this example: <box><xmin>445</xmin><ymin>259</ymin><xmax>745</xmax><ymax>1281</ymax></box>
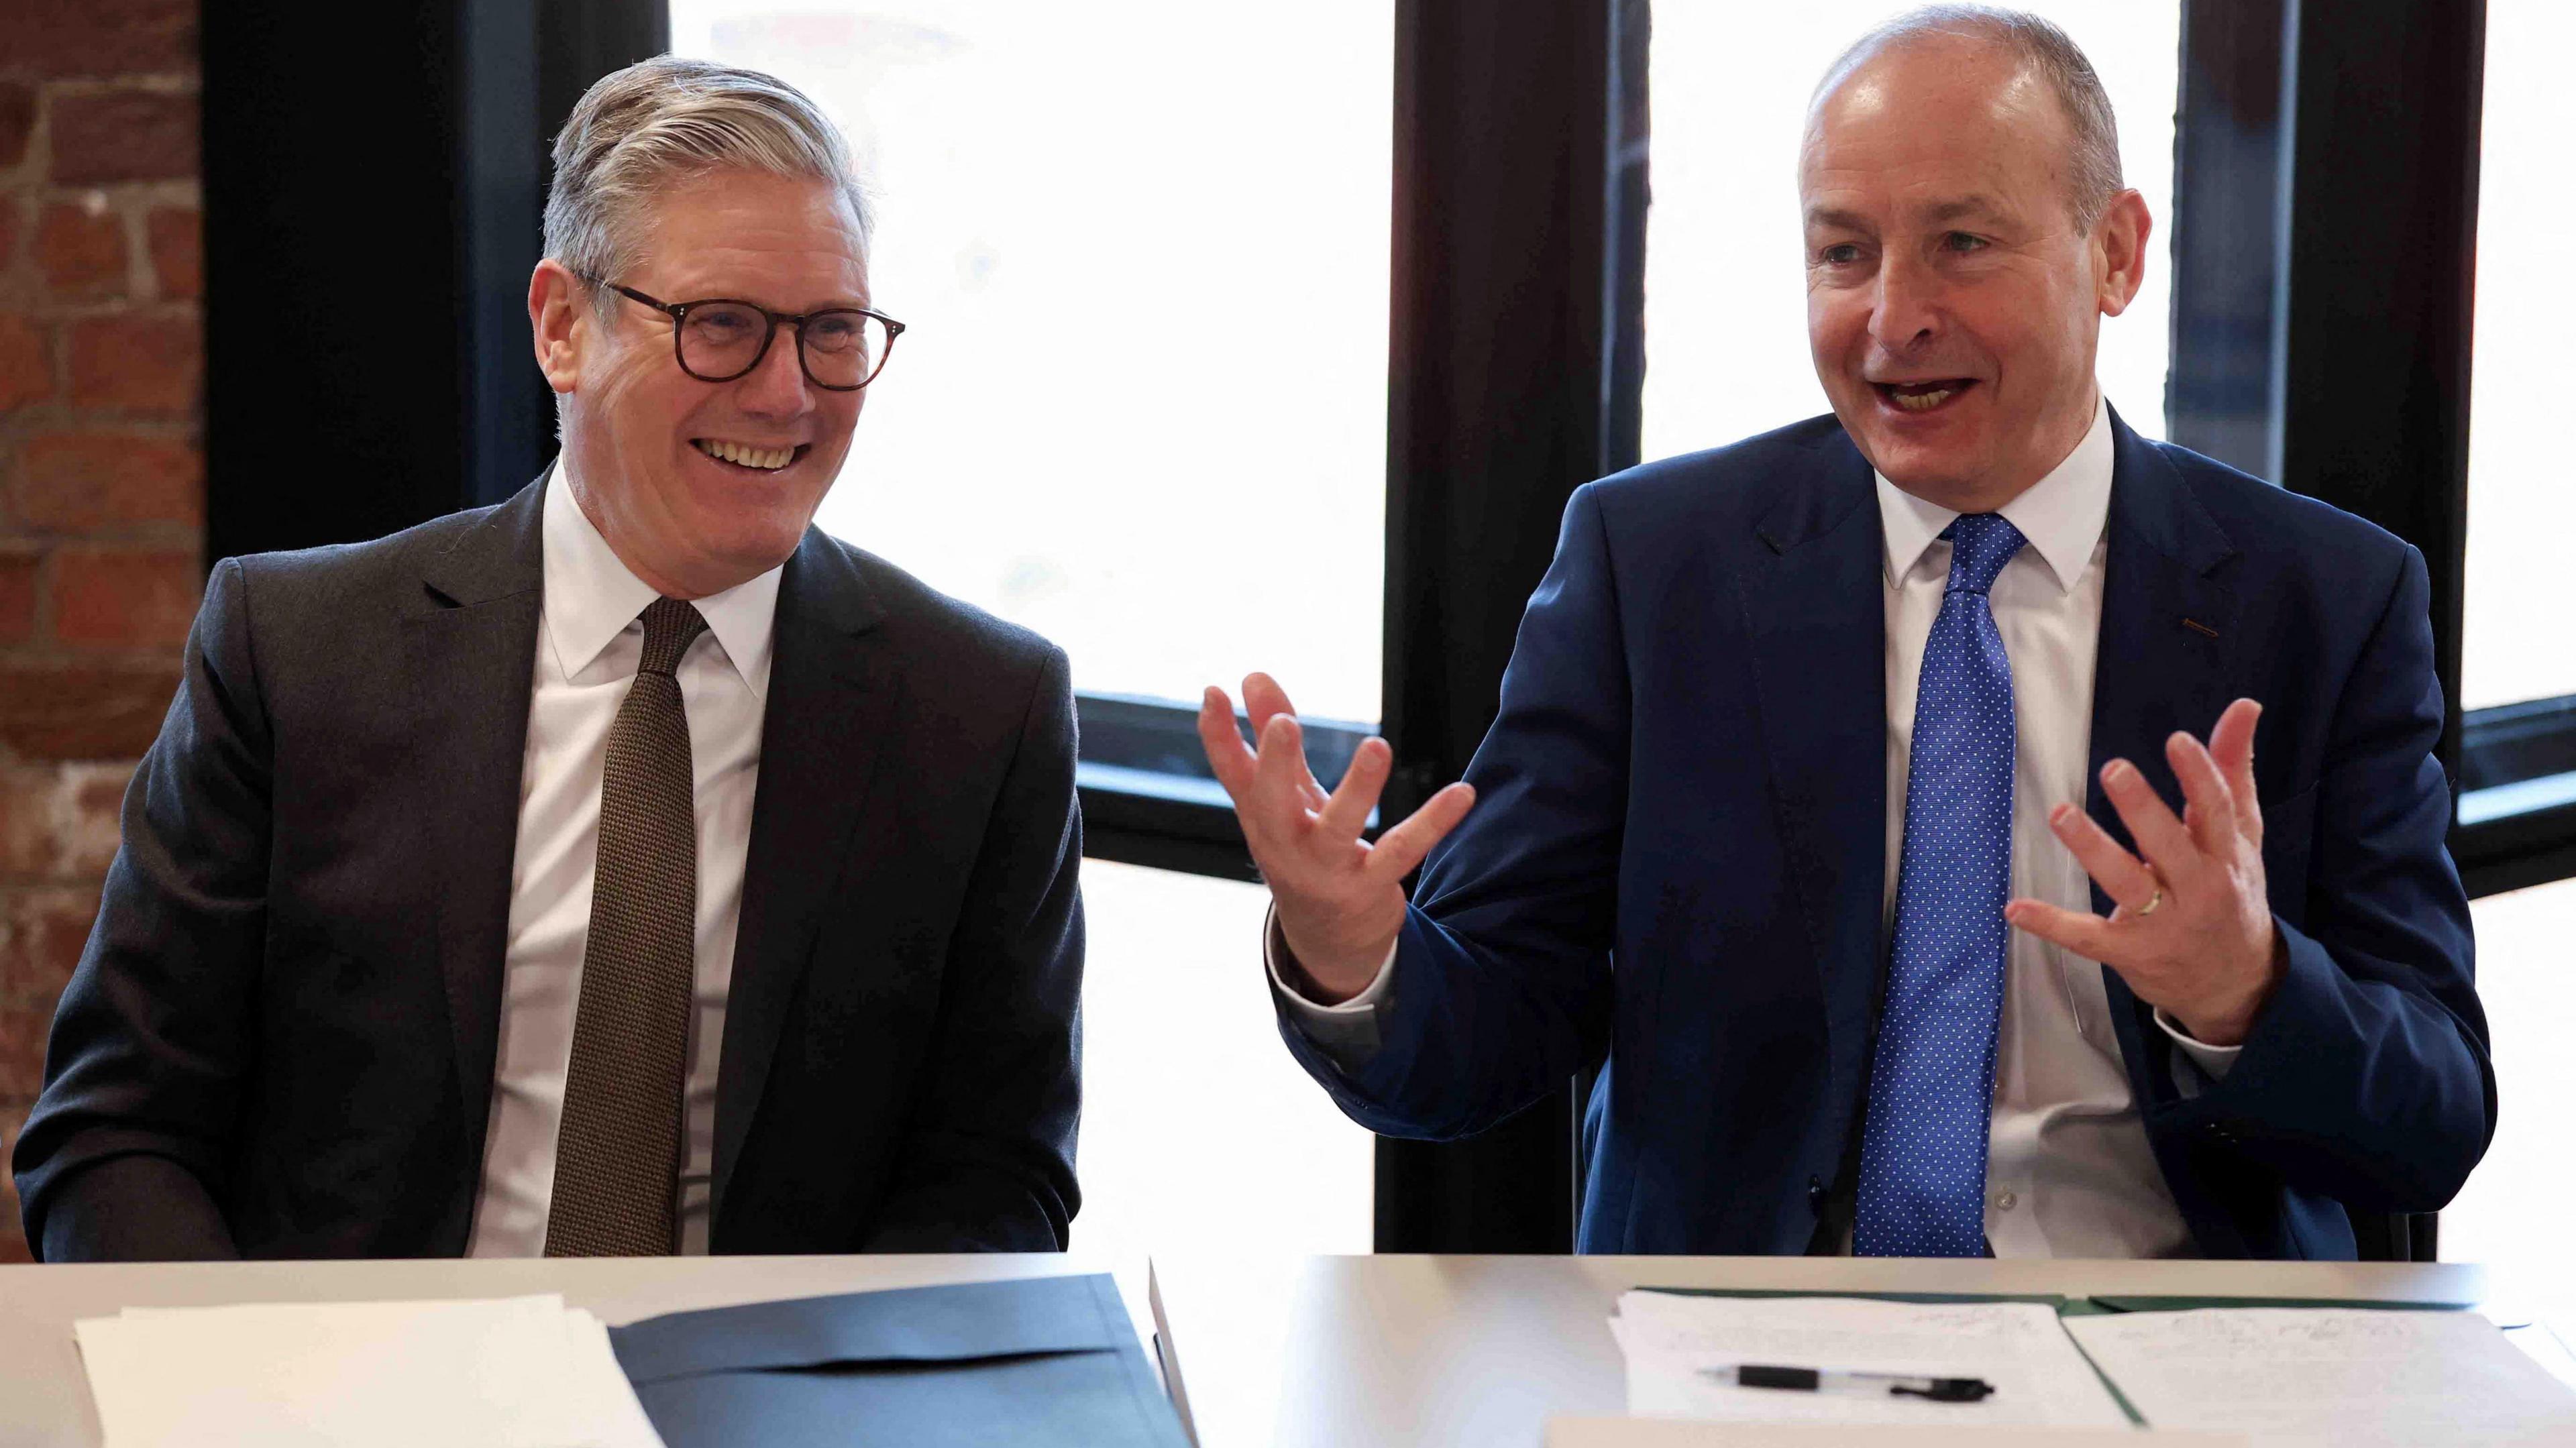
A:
<box><xmin>1633</xmin><ymin>1286</ymin><xmax>2474</xmax><ymax>1428</ymax></box>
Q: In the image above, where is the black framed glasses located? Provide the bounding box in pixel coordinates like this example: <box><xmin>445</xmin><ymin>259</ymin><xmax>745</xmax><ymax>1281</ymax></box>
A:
<box><xmin>584</xmin><ymin>275</ymin><xmax>906</xmax><ymax>391</ymax></box>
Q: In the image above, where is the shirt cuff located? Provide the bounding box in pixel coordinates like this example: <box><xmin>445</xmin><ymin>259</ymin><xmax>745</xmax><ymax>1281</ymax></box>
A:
<box><xmin>1265</xmin><ymin>904</ymin><xmax>1397</xmax><ymax>1058</ymax></box>
<box><xmin>2152</xmin><ymin>1005</ymin><xmax>2244</xmax><ymax>1082</ymax></box>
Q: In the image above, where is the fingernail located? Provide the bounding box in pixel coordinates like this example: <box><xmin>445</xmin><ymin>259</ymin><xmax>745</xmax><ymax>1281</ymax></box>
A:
<box><xmin>2105</xmin><ymin>761</ymin><xmax>2134</xmax><ymax>785</ymax></box>
<box><xmin>2049</xmin><ymin>803</ymin><xmax>2074</xmax><ymax>827</ymax></box>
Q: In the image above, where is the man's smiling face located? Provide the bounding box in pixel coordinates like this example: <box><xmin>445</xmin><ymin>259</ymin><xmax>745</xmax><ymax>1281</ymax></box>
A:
<box><xmin>1799</xmin><ymin>38</ymin><xmax>2144</xmax><ymax>513</ymax></box>
<box><xmin>548</xmin><ymin>167</ymin><xmax>870</xmax><ymax>597</ymax></box>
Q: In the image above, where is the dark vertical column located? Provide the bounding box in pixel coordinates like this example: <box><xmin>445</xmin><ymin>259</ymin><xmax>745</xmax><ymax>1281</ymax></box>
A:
<box><xmin>460</xmin><ymin>0</ymin><xmax>548</xmax><ymax>509</ymax></box>
<box><xmin>1375</xmin><ymin>0</ymin><xmax>1640</xmax><ymax>1254</ymax></box>
<box><xmin>203</xmin><ymin>2</ymin><xmax>476</xmax><ymax>561</ymax></box>
<box><xmin>2274</xmin><ymin>0</ymin><xmax>2484</xmax><ymax>786</ymax></box>
<box><xmin>205</xmin><ymin>0</ymin><xmax>672</xmax><ymax>558</ymax></box>
<box><xmin>457</xmin><ymin>0</ymin><xmax>669</xmax><ymax>508</ymax></box>
<box><xmin>539</xmin><ymin>0</ymin><xmax>672</xmax><ymax>143</ymax></box>
<box><xmin>2166</xmin><ymin>0</ymin><xmax>2289</xmax><ymax>476</ymax></box>
<box><xmin>2165</xmin><ymin>0</ymin><xmax>2483</xmax><ymax>785</ymax></box>
<box><xmin>1601</xmin><ymin>0</ymin><xmax>1652</xmax><ymax>482</ymax></box>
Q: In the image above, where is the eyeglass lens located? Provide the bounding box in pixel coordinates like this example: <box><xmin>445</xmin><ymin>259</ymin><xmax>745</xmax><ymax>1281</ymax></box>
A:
<box><xmin>678</xmin><ymin>302</ymin><xmax>890</xmax><ymax>388</ymax></box>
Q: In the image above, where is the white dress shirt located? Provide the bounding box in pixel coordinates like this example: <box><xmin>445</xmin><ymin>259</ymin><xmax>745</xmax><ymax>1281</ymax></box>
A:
<box><xmin>464</xmin><ymin>465</ymin><xmax>782</xmax><ymax>1258</ymax></box>
<box><xmin>1277</xmin><ymin>395</ymin><xmax>2239</xmax><ymax>1258</ymax></box>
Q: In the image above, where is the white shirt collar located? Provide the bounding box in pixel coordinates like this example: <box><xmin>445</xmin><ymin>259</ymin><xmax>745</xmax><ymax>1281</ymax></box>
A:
<box><xmin>1874</xmin><ymin>392</ymin><xmax>2114</xmax><ymax>595</ymax></box>
<box><xmin>541</xmin><ymin>457</ymin><xmax>784</xmax><ymax>700</ymax></box>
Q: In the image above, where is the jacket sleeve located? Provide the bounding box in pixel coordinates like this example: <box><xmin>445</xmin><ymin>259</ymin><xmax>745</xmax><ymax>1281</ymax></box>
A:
<box><xmin>859</xmin><ymin>646</ymin><xmax>1083</xmax><ymax>1251</ymax></box>
<box><xmin>1278</xmin><ymin>482</ymin><xmax>1627</xmax><ymax>1141</ymax></box>
<box><xmin>13</xmin><ymin>558</ymin><xmax>269</xmax><ymax>1260</ymax></box>
<box><xmin>2151</xmin><ymin>543</ymin><xmax>2494</xmax><ymax>1212</ymax></box>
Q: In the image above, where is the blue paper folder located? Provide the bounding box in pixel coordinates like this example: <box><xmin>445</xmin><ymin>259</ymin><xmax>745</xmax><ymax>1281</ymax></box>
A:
<box><xmin>609</xmin><ymin>1273</ymin><xmax>1191</xmax><ymax>1447</ymax></box>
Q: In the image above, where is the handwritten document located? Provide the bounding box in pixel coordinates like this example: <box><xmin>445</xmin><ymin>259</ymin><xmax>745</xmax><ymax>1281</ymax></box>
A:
<box><xmin>2061</xmin><ymin>1306</ymin><xmax>2576</xmax><ymax>1446</ymax></box>
<box><xmin>1610</xmin><ymin>1291</ymin><xmax>2132</xmax><ymax>1429</ymax></box>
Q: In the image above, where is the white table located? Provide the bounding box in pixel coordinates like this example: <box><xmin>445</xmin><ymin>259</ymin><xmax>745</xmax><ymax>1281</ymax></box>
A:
<box><xmin>0</xmin><ymin>1251</ymin><xmax>2546</xmax><ymax>1447</ymax></box>
<box><xmin>1145</xmin><ymin>1254</ymin><xmax>2526</xmax><ymax>1447</ymax></box>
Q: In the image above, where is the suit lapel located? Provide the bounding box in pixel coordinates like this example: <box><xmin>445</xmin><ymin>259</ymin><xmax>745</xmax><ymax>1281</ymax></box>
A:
<box><xmin>710</xmin><ymin>531</ymin><xmax>897</xmax><ymax>1227</ymax></box>
<box><xmin>2083</xmin><ymin>414</ymin><xmax>2243</xmax><ymax>911</ymax></box>
<box><xmin>402</xmin><ymin>479</ymin><xmax>548</xmax><ymax>1178</ymax></box>
<box><xmin>1735</xmin><ymin>433</ymin><xmax>1889</xmax><ymax>1047</ymax></box>
<box><xmin>2083</xmin><ymin>414</ymin><xmax>2247</xmax><ymax>1251</ymax></box>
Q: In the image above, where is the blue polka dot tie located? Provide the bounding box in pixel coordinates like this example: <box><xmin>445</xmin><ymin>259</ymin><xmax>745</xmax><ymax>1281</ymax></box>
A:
<box><xmin>1854</xmin><ymin>512</ymin><xmax>2025</xmax><ymax>1257</ymax></box>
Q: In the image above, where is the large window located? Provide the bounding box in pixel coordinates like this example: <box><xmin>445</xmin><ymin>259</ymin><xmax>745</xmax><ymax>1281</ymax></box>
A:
<box><xmin>1072</xmin><ymin>862</ymin><xmax>1373</xmax><ymax>1261</ymax></box>
<box><xmin>668</xmin><ymin>0</ymin><xmax>1391</xmax><ymax>1260</ymax></box>
<box><xmin>2426</xmin><ymin>874</ymin><xmax>2576</xmax><ymax>1276</ymax></box>
<box><xmin>2455</xmin><ymin>1</ymin><xmax>2576</xmax><ymax>887</ymax></box>
<box><xmin>647</xmin><ymin>0</ymin><xmax>2566</xmax><ymax>1265</ymax></box>
<box><xmin>666</xmin><ymin>0</ymin><xmax>1395</xmax><ymax>727</ymax></box>
<box><xmin>1642</xmin><ymin>3</ymin><xmax>2180</xmax><ymax>461</ymax></box>
<box><xmin>2449</xmin><ymin>0</ymin><xmax>2576</xmax><ymax>1276</ymax></box>
<box><xmin>2462</xmin><ymin>1</ymin><xmax>2576</xmax><ymax>716</ymax></box>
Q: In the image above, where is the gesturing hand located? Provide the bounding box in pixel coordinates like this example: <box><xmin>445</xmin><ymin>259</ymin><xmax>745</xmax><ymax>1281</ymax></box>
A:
<box><xmin>1197</xmin><ymin>673</ymin><xmax>1477</xmax><ymax>1003</ymax></box>
<box><xmin>2005</xmin><ymin>698</ymin><xmax>2285</xmax><ymax>1047</ymax></box>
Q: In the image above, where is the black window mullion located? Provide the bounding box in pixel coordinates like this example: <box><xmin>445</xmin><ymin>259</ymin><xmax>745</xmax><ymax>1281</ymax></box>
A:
<box><xmin>2171</xmin><ymin>1</ymin><xmax>2576</xmax><ymax>902</ymax></box>
<box><xmin>1369</xmin><ymin>0</ymin><xmax>1640</xmax><ymax>1256</ymax></box>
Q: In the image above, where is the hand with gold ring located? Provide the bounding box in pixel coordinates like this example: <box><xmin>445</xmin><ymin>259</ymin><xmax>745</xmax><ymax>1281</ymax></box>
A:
<box><xmin>2003</xmin><ymin>698</ymin><xmax>2286</xmax><ymax>1047</ymax></box>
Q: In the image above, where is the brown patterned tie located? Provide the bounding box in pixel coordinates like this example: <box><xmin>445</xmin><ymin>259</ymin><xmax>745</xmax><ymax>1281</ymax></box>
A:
<box><xmin>545</xmin><ymin>596</ymin><xmax>708</xmax><ymax>1256</ymax></box>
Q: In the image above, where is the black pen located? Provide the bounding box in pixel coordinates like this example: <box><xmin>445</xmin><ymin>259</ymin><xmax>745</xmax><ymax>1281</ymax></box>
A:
<box><xmin>1702</xmin><ymin>1363</ymin><xmax>1996</xmax><ymax>1403</ymax></box>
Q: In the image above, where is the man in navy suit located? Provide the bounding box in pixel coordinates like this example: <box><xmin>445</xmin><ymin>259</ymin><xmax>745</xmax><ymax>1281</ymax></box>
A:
<box><xmin>1197</xmin><ymin>5</ymin><xmax>2491</xmax><ymax>1258</ymax></box>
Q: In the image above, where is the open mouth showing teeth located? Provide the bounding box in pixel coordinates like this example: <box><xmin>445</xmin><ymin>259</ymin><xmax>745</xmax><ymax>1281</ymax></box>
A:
<box><xmin>1876</xmin><ymin>380</ymin><xmax>1975</xmax><ymax>412</ymax></box>
<box><xmin>692</xmin><ymin>439</ymin><xmax>808</xmax><ymax>471</ymax></box>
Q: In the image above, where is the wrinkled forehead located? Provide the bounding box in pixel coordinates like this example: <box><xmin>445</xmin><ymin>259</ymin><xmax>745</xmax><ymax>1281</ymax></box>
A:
<box><xmin>634</xmin><ymin>171</ymin><xmax>871</xmax><ymax>297</ymax></box>
<box><xmin>1798</xmin><ymin>45</ymin><xmax>2068</xmax><ymax>211</ymax></box>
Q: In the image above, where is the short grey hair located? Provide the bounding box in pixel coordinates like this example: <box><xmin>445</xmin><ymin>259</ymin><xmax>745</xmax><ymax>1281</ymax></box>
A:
<box><xmin>545</xmin><ymin>56</ymin><xmax>869</xmax><ymax>309</ymax></box>
<box><xmin>1814</xmin><ymin>4</ymin><xmax>2124</xmax><ymax>228</ymax></box>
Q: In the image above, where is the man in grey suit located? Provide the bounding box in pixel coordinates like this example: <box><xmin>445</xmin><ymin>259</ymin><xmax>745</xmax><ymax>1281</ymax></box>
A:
<box><xmin>15</xmin><ymin>57</ymin><xmax>1085</xmax><ymax>1260</ymax></box>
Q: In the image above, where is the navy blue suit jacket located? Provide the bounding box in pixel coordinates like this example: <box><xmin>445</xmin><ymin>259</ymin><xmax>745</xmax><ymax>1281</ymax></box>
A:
<box><xmin>1281</xmin><ymin>411</ymin><xmax>2493</xmax><ymax>1259</ymax></box>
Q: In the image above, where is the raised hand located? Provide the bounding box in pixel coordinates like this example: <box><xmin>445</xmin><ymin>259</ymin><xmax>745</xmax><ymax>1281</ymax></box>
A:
<box><xmin>1197</xmin><ymin>672</ymin><xmax>1477</xmax><ymax>1002</ymax></box>
<box><xmin>2005</xmin><ymin>697</ymin><xmax>2284</xmax><ymax>1046</ymax></box>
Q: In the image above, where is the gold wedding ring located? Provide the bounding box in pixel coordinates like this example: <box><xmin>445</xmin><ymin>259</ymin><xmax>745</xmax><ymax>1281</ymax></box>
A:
<box><xmin>2134</xmin><ymin>884</ymin><xmax>2164</xmax><ymax>917</ymax></box>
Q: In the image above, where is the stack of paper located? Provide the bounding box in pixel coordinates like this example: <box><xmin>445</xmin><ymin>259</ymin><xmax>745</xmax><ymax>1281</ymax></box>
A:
<box><xmin>2061</xmin><ymin>1306</ymin><xmax>2576</xmax><ymax>1446</ymax></box>
<box><xmin>74</xmin><ymin>1294</ymin><xmax>664</xmax><ymax>1448</ymax></box>
<box><xmin>1609</xmin><ymin>1291</ymin><xmax>2133</xmax><ymax>1429</ymax></box>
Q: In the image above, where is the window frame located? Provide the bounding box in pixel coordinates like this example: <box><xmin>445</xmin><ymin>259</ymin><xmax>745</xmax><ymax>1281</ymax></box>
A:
<box><xmin>1076</xmin><ymin>0</ymin><xmax>2544</xmax><ymax>1252</ymax></box>
<box><xmin>1073</xmin><ymin>0</ymin><xmax>1650</xmax><ymax>1253</ymax></box>
<box><xmin>211</xmin><ymin>0</ymin><xmax>2546</xmax><ymax>1261</ymax></box>
<box><xmin>2170</xmin><ymin>0</ymin><xmax>2575</xmax><ymax>905</ymax></box>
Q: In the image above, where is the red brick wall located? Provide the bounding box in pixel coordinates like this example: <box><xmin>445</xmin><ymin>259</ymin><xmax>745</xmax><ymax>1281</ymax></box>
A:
<box><xmin>0</xmin><ymin>0</ymin><xmax>203</xmax><ymax>1263</ymax></box>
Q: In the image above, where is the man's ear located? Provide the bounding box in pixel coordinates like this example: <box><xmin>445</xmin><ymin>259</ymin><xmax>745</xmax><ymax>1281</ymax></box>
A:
<box><xmin>529</xmin><ymin>260</ymin><xmax>586</xmax><ymax>395</ymax></box>
<box><xmin>2093</xmin><ymin>189</ymin><xmax>2152</xmax><ymax>319</ymax></box>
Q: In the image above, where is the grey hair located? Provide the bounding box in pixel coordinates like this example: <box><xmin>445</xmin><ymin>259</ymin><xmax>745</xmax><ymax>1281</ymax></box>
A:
<box><xmin>1813</xmin><ymin>4</ymin><xmax>2124</xmax><ymax>229</ymax></box>
<box><xmin>545</xmin><ymin>55</ymin><xmax>869</xmax><ymax>309</ymax></box>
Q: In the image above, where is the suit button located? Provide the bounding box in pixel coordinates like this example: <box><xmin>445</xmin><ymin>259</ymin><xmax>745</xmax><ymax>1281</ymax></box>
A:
<box><xmin>1808</xmin><ymin>1175</ymin><xmax>1827</xmax><ymax>1216</ymax></box>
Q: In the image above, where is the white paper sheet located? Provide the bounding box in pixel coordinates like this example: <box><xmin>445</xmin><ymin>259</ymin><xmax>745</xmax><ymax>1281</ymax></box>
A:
<box><xmin>1611</xmin><ymin>1291</ymin><xmax>2133</xmax><ymax>1429</ymax></box>
<box><xmin>2061</xmin><ymin>1306</ymin><xmax>2576</xmax><ymax>1447</ymax></box>
<box><xmin>74</xmin><ymin>1295</ymin><xmax>663</xmax><ymax>1448</ymax></box>
<box><xmin>1548</xmin><ymin>1419</ymin><xmax>2249</xmax><ymax>1447</ymax></box>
